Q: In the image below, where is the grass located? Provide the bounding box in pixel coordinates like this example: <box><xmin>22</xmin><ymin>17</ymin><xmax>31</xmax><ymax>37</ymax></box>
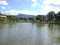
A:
<box><xmin>0</xmin><ymin>22</ymin><xmax>18</xmax><ymax>24</ymax></box>
<box><xmin>47</xmin><ymin>21</ymin><xmax>60</xmax><ymax>25</ymax></box>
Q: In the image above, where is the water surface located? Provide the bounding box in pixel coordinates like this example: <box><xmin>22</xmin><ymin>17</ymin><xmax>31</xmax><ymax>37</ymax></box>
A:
<box><xmin>0</xmin><ymin>23</ymin><xmax>60</xmax><ymax>45</ymax></box>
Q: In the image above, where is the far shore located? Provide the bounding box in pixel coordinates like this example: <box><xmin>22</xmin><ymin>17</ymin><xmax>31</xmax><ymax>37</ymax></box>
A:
<box><xmin>0</xmin><ymin>21</ymin><xmax>60</xmax><ymax>25</ymax></box>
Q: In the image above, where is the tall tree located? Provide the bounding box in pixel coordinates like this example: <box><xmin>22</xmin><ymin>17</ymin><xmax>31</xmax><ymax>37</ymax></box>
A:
<box><xmin>47</xmin><ymin>11</ymin><xmax>55</xmax><ymax>21</ymax></box>
<box><xmin>36</xmin><ymin>15</ymin><xmax>44</xmax><ymax>21</ymax></box>
<box><xmin>7</xmin><ymin>15</ymin><xmax>20</xmax><ymax>22</ymax></box>
<box><xmin>55</xmin><ymin>11</ymin><xmax>60</xmax><ymax>21</ymax></box>
<box><xmin>0</xmin><ymin>17</ymin><xmax>5</xmax><ymax>22</ymax></box>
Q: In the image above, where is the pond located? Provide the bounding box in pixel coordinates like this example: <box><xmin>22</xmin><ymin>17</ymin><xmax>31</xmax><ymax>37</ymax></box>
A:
<box><xmin>0</xmin><ymin>22</ymin><xmax>60</xmax><ymax>45</ymax></box>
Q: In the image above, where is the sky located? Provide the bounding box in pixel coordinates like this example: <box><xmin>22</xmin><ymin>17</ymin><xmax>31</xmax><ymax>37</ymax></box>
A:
<box><xmin>0</xmin><ymin>0</ymin><xmax>60</xmax><ymax>15</ymax></box>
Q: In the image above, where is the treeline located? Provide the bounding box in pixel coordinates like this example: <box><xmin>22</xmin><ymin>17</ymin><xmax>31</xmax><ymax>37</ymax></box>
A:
<box><xmin>28</xmin><ymin>11</ymin><xmax>60</xmax><ymax>22</ymax></box>
<box><xmin>0</xmin><ymin>15</ymin><xmax>20</xmax><ymax>22</ymax></box>
<box><xmin>0</xmin><ymin>15</ymin><xmax>45</xmax><ymax>22</ymax></box>
<box><xmin>0</xmin><ymin>11</ymin><xmax>60</xmax><ymax>23</ymax></box>
<box><xmin>47</xmin><ymin>11</ymin><xmax>60</xmax><ymax>21</ymax></box>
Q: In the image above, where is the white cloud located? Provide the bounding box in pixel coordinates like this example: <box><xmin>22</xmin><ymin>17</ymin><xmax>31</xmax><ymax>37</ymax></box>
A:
<box><xmin>31</xmin><ymin>0</ymin><xmax>39</xmax><ymax>7</ymax></box>
<box><xmin>31</xmin><ymin>0</ymin><xmax>38</xmax><ymax>3</ymax></box>
<box><xmin>40</xmin><ymin>6</ymin><xmax>60</xmax><ymax>15</ymax></box>
<box><xmin>0</xmin><ymin>1</ymin><xmax>8</xmax><ymax>5</ymax></box>
<box><xmin>4</xmin><ymin>9</ymin><xmax>39</xmax><ymax>15</ymax></box>
<box><xmin>5</xmin><ymin>10</ymin><xmax>20</xmax><ymax>15</ymax></box>
<box><xmin>43</xmin><ymin>0</ymin><xmax>60</xmax><ymax>5</ymax></box>
<box><xmin>40</xmin><ymin>0</ymin><xmax>60</xmax><ymax>15</ymax></box>
<box><xmin>1</xmin><ymin>6</ymin><xmax>6</xmax><ymax>10</ymax></box>
<box><xmin>1</xmin><ymin>0</ymin><xmax>60</xmax><ymax>15</ymax></box>
<box><xmin>32</xmin><ymin>3</ymin><xmax>38</xmax><ymax>7</ymax></box>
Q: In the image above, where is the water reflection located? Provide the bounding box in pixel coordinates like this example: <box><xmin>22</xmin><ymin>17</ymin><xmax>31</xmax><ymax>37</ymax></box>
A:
<box><xmin>0</xmin><ymin>23</ymin><xmax>60</xmax><ymax>45</ymax></box>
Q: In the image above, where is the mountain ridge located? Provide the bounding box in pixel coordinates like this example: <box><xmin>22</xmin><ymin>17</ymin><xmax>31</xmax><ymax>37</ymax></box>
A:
<box><xmin>17</xmin><ymin>14</ymin><xmax>35</xmax><ymax>18</ymax></box>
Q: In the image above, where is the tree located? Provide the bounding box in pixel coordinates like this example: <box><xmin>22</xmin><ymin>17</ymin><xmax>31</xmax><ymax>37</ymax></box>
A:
<box><xmin>47</xmin><ymin>11</ymin><xmax>55</xmax><ymax>21</ymax></box>
<box><xmin>58</xmin><ymin>11</ymin><xmax>60</xmax><ymax>15</ymax></box>
<box><xmin>36</xmin><ymin>15</ymin><xmax>44</xmax><ymax>21</ymax></box>
<box><xmin>55</xmin><ymin>11</ymin><xmax>60</xmax><ymax>21</ymax></box>
<box><xmin>29</xmin><ymin>17</ymin><xmax>36</xmax><ymax>22</ymax></box>
<box><xmin>7</xmin><ymin>15</ymin><xmax>20</xmax><ymax>22</ymax></box>
<box><xmin>0</xmin><ymin>17</ymin><xmax>5</xmax><ymax>22</ymax></box>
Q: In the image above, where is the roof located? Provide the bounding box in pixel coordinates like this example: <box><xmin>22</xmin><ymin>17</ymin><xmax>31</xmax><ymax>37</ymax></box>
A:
<box><xmin>0</xmin><ymin>13</ymin><xmax>7</xmax><ymax>16</ymax></box>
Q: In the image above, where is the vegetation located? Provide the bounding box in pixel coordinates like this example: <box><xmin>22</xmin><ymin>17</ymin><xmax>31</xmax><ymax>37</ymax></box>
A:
<box><xmin>47</xmin><ymin>11</ymin><xmax>60</xmax><ymax>24</ymax></box>
<box><xmin>0</xmin><ymin>11</ymin><xmax>60</xmax><ymax>23</ymax></box>
<box><xmin>29</xmin><ymin>16</ymin><xmax>36</xmax><ymax>22</ymax></box>
<box><xmin>0</xmin><ymin>17</ymin><xmax>6</xmax><ymax>22</ymax></box>
<box><xmin>0</xmin><ymin>15</ymin><xmax>20</xmax><ymax>23</ymax></box>
<box><xmin>7</xmin><ymin>15</ymin><xmax>20</xmax><ymax>22</ymax></box>
<box><xmin>36</xmin><ymin>15</ymin><xmax>45</xmax><ymax>22</ymax></box>
<box><xmin>47</xmin><ymin>11</ymin><xmax>55</xmax><ymax>21</ymax></box>
<box><xmin>55</xmin><ymin>11</ymin><xmax>60</xmax><ymax>21</ymax></box>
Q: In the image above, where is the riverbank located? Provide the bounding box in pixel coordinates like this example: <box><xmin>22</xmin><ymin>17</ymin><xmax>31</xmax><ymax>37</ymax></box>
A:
<box><xmin>46</xmin><ymin>21</ymin><xmax>60</xmax><ymax>24</ymax></box>
<box><xmin>0</xmin><ymin>21</ymin><xmax>19</xmax><ymax>24</ymax></box>
<box><xmin>0</xmin><ymin>21</ymin><xmax>60</xmax><ymax>25</ymax></box>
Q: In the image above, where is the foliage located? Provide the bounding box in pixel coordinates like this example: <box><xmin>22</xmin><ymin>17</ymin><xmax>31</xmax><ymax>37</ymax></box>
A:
<box><xmin>1</xmin><ymin>11</ymin><xmax>60</xmax><ymax>23</ymax></box>
<box><xmin>36</xmin><ymin>15</ymin><xmax>45</xmax><ymax>21</ymax></box>
<box><xmin>55</xmin><ymin>11</ymin><xmax>60</xmax><ymax>21</ymax></box>
<box><xmin>29</xmin><ymin>17</ymin><xmax>36</xmax><ymax>22</ymax></box>
<box><xmin>0</xmin><ymin>17</ymin><xmax>6</xmax><ymax>22</ymax></box>
<box><xmin>7</xmin><ymin>15</ymin><xmax>20</xmax><ymax>22</ymax></box>
<box><xmin>47</xmin><ymin>11</ymin><xmax>55</xmax><ymax>21</ymax></box>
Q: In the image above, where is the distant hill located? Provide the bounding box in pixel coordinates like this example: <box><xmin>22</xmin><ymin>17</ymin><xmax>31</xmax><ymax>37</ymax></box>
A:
<box><xmin>17</xmin><ymin>14</ymin><xmax>35</xmax><ymax>18</ymax></box>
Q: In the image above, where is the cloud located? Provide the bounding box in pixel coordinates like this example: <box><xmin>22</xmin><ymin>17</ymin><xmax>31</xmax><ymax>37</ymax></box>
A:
<box><xmin>1</xmin><ymin>6</ymin><xmax>6</xmax><ymax>10</ymax></box>
<box><xmin>31</xmin><ymin>0</ymin><xmax>60</xmax><ymax>14</ymax></box>
<box><xmin>0</xmin><ymin>1</ymin><xmax>8</xmax><ymax>5</ymax></box>
<box><xmin>43</xmin><ymin>0</ymin><xmax>60</xmax><ymax>5</ymax></box>
<box><xmin>0</xmin><ymin>1</ymin><xmax>9</xmax><ymax>10</ymax></box>
<box><xmin>31</xmin><ymin>0</ymin><xmax>39</xmax><ymax>7</ymax></box>
<box><xmin>5</xmin><ymin>10</ymin><xmax>20</xmax><ymax>15</ymax></box>
<box><xmin>40</xmin><ymin>6</ymin><xmax>60</xmax><ymax>15</ymax></box>
<box><xmin>32</xmin><ymin>3</ymin><xmax>38</xmax><ymax>7</ymax></box>
<box><xmin>1</xmin><ymin>0</ymin><xmax>60</xmax><ymax>15</ymax></box>
<box><xmin>4</xmin><ymin>9</ymin><xmax>39</xmax><ymax>15</ymax></box>
<box><xmin>40</xmin><ymin>0</ymin><xmax>60</xmax><ymax>15</ymax></box>
<box><xmin>31</xmin><ymin>0</ymin><xmax>38</xmax><ymax>3</ymax></box>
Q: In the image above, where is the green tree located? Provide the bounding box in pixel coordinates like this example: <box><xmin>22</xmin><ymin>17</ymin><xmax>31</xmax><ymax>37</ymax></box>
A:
<box><xmin>7</xmin><ymin>15</ymin><xmax>20</xmax><ymax>22</ymax></box>
<box><xmin>55</xmin><ymin>11</ymin><xmax>60</xmax><ymax>21</ymax></box>
<box><xmin>36</xmin><ymin>15</ymin><xmax>44</xmax><ymax>21</ymax></box>
<box><xmin>0</xmin><ymin>17</ymin><xmax>6</xmax><ymax>22</ymax></box>
<box><xmin>29</xmin><ymin>17</ymin><xmax>36</xmax><ymax>22</ymax></box>
<box><xmin>47</xmin><ymin>11</ymin><xmax>55</xmax><ymax>21</ymax></box>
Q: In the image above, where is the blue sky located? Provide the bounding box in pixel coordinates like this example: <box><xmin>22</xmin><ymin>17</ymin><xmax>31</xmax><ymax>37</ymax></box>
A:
<box><xmin>0</xmin><ymin>0</ymin><xmax>60</xmax><ymax>15</ymax></box>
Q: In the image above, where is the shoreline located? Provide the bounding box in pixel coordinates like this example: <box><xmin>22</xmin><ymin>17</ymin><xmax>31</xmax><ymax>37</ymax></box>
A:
<box><xmin>0</xmin><ymin>21</ymin><xmax>60</xmax><ymax>24</ymax></box>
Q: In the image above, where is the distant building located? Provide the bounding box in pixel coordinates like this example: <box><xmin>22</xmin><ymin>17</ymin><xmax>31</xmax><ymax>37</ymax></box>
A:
<box><xmin>0</xmin><ymin>13</ymin><xmax>7</xmax><ymax>18</ymax></box>
<box><xmin>0</xmin><ymin>13</ymin><xmax>7</xmax><ymax>22</ymax></box>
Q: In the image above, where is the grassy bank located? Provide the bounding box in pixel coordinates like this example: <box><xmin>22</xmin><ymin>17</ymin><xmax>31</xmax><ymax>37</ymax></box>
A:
<box><xmin>0</xmin><ymin>21</ymin><xmax>60</xmax><ymax>24</ymax></box>
<box><xmin>0</xmin><ymin>21</ymin><xmax>19</xmax><ymax>24</ymax></box>
<box><xmin>47</xmin><ymin>21</ymin><xmax>60</xmax><ymax>24</ymax></box>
